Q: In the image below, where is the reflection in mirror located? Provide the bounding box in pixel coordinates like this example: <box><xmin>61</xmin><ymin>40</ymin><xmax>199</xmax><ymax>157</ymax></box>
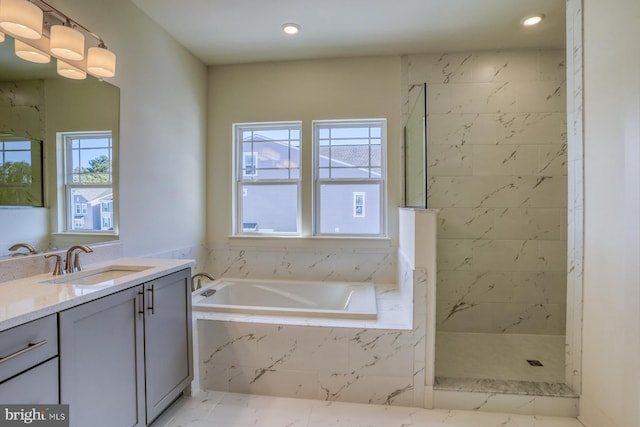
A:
<box><xmin>404</xmin><ymin>83</ymin><xmax>426</xmax><ymax>208</ymax></box>
<box><xmin>0</xmin><ymin>36</ymin><xmax>120</xmax><ymax>258</ymax></box>
<box><xmin>0</xmin><ymin>135</ymin><xmax>43</xmax><ymax>206</ymax></box>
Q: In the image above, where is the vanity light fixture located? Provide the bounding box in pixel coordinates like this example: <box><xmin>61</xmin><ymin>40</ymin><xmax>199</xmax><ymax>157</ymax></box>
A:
<box><xmin>282</xmin><ymin>23</ymin><xmax>301</xmax><ymax>35</ymax></box>
<box><xmin>0</xmin><ymin>0</ymin><xmax>43</xmax><ymax>39</ymax></box>
<box><xmin>57</xmin><ymin>59</ymin><xmax>86</xmax><ymax>80</ymax></box>
<box><xmin>15</xmin><ymin>38</ymin><xmax>50</xmax><ymax>63</ymax></box>
<box><xmin>87</xmin><ymin>45</ymin><xmax>116</xmax><ymax>78</ymax></box>
<box><xmin>520</xmin><ymin>14</ymin><xmax>545</xmax><ymax>26</ymax></box>
<box><xmin>50</xmin><ymin>23</ymin><xmax>85</xmax><ymax>61</ymax></box>
<box><xmin>0</xmin><ymin>0</ymin><xmax>116</xmax><ymax>79</ymax></box>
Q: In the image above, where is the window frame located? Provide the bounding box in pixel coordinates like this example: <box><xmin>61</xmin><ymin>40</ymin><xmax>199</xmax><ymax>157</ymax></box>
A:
<box><xmin>312</xmin><ymin>119</ymin><xmax>387</xmax><ymax>237</ymax></box>
<box><xmin>232</xmin><ymin>121</ymin><xmax>302</xmax><ymax>236</ymax></box>
<box><xmin>60</xmin><ymin>131</ymin><xmax>117</xmax><ymax>234</ymax></box>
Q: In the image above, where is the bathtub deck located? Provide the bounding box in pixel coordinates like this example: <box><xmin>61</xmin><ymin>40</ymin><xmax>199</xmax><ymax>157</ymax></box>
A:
<box><xmin>193</xmin><ymin>283</ymin><xmax>412</xmax><ymax>330</ymax></box>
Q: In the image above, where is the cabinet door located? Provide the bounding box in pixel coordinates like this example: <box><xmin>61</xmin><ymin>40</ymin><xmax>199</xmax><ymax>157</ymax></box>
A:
<box><xmin>143</xmin><ymin>269</ymin><xmax>192</xmax><ymax>424</ymax></box>
<box><xmin>59</xmin><ymin>286</ymin><xmax>145</xmax><ymax>427</ymax></box>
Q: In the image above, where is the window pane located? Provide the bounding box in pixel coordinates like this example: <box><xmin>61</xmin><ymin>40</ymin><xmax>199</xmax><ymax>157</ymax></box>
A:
<box><xmin>241</xmin><ymin>184</ymin><xmax>298</xmax><ymax>233</ymax></box>
<box><xmin>370</xmin><ymin>144</ymin><xmax>381</xmax><ymax>167</ymax></box>
<box><xmin>318</xmin><ymin>183</ymin><xmax>380</xmax><ymax>235</ymax></box>
<box><xmin>330</xmin><ymin>127</ymin><xmax>370</xmax><ymax>139</ymax></box>
<box><xmin>69</xmin><ymin>136</ymin><xmax>112</xmax><ymax>185</ymax></box>
<box><xmin>323</xmin><ymin>167</ymin><xmax>372</xmax><ymax>179</ymax></box>
<box><xmin>70</xmin><ymin>187</ymin><xmax>114</xmax><ymax>231</ymax></box>
<box><xmin>330</xmin><ymin>146</ymin><xmax>370</xmax><ymax>167</ymax></box>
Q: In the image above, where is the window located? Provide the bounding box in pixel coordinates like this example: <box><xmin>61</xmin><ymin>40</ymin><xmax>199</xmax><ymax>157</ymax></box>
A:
<box><xmin>243</xmin><ymin>152</ymin><xmax>258</xmax><ymax>177</ymax></box>
<box><xmin>234</xmin><ymin>122</ymin><xmax>301</xmax><ymax>235</ymax></box>
<box><xmin>0</xmin><ymin>138</ymin><xmax>43</xmax><ymax>207</ymax></box>
<box><xmin>61</xmin><ymin>132</ymin><xmax>115</xmax><ymax>233</ymax></box>
<box><xmin>314</xmin><ymin>120</ymin><xmax>386</xmax><ymax>236</ymax></box>
<box><xmin>353</xmin><ymin>192</ymin><xmax>365</xmax><ymax>217</ymax></box>
<box><xmin>75</xmin><ymin>203</ymin><xmax>88</xmax><ymax>215</ymax></box>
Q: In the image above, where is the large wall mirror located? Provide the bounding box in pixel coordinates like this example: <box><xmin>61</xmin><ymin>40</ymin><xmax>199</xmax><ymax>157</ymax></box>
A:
<box><xmin>0</xmin><ymin>36</ymin><xmax>120</xmax><ymax>258</ymax></box>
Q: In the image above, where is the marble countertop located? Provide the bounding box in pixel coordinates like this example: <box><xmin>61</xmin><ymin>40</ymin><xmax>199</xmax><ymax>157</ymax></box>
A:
<box><xmin>0</xmin><ymin>257</ymin><xmax>194</xmax><ymax>332</ymax></box>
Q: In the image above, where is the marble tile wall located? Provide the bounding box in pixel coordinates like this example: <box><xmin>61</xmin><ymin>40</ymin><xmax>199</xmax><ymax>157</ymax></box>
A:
<box><xmin>197</xmin><ymin>252</ymin><xmax>429</xmax><ymax>408</ymax></box>
<box><xmin>206</xmin><ymin>245</ymin><xmax>397</xmax><ymax>284</ymax></box>
<box><xmin>0</xmin><ymin>80</ymin><xmax>45</xmax><ymax>140</ymax></box>
<box><xmin>564</xmin><ymin>0</ymin><xmax>584</xmax><ymax>393</ymax></box>
<box><xmin>405</xmin><ymin>50</ymin><xmax>567</xmax><ymax>335</ymax></box>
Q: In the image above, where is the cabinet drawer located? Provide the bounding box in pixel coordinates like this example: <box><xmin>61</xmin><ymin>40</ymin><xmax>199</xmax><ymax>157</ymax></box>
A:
<box><xmin>0</xmin><ymin>315</ymin><xmax>58</xmax><ymax>383</ymax></box>
<box><xmin>0</xmin><ymin>358</ymin><xmax>59</xmax><ymax>404</ymax></box>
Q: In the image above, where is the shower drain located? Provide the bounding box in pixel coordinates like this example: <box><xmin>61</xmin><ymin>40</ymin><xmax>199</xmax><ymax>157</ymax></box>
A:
<box><xmin>526</xmin><ymin>359</ymin><xmax>544</xmax><ymax>367</ymax></box>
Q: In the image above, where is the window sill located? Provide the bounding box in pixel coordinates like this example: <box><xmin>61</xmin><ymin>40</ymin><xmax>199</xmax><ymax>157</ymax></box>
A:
<box><xmin>52</xmin><ymin>232</ymin><xmax>118</xmax><ymax>237</ymax></box>
<box><xmin>227</xmin><ymin>234</ymin><xmax>393</xmax><ymax>250</ymax></box>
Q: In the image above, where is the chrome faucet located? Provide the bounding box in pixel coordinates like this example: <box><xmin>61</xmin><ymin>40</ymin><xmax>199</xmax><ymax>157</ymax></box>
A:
<box><xmin>8</xmin><ymin>243</ymin><xmax>37</xmax><ymax>256</ymax></box>
<box><xmin>65</xmin><ymin>245</ymin><xmax>93</xmax><ymax>273</ymax></box>
<box><xmin>191</xmin><ymin>272</ymin><xmax>215</xmax><ymax>291</ymax></box>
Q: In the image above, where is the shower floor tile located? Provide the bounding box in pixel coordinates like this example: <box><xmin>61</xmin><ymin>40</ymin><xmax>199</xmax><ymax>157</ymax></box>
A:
<box><xmin>435</xmin><ymin>332</ymin><xmax>566</xmax><ymax>383</ymax></box>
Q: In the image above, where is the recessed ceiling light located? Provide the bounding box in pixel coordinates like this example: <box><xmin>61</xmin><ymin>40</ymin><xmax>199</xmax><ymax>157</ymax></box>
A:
<box><xmin>520</xmin><ymin>14</ymin><xmax>545</xmax><ymax>26</ymax></box>
<box><xmin>282</xmin><ymin>23</ymin><xmax>300</xmax><ymax>35</ymax></box>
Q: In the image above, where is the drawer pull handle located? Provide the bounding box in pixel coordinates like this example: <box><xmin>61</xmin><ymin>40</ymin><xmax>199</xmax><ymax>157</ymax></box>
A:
<box><xmin>0</xmin><ymin>340</ymin><xmax>47</xmax><ymax>363</ymax></box>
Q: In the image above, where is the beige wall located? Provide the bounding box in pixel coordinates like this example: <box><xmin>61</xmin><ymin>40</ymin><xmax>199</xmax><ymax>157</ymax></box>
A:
<box><xmin>206</xmin><ymin>57</ymin><xmax>402</xmax><ymax>282</ymax></box>
<box><xmin>579</xmin><ymin>0</ymin><xmax>640</xmax><ymax>426</ymax></box>
<box><xmin>47</xmin><ymin>0</ymin><xmax>208</xmax><ymax>258</ymax></box>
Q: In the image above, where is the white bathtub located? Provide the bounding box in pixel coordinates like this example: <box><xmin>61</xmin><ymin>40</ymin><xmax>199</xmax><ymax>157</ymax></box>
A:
<box><xmin>192</xmin><ymin>278</ymin><xmax>377</xmax><ymax>319</ymax></box>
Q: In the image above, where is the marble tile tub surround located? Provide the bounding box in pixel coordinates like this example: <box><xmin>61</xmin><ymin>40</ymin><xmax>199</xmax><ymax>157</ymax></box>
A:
<box><xmin>151</xmin><ymin>391</ymin><xmax>583</xmax><ymax>427</ymax></box>
<box><xmin>206</xmin><ymin>244</ymin><xmax>396</xmax><ymax>285</ymax></box>
<box><xmin>196</xmin><ymin>252</ymin><xmax>429</xmax><ymax>408</ymax></box>
<box><xmin>405</xmin><ymin>50</ymin><xmax>568</xmax><ymax>335</ymax></box>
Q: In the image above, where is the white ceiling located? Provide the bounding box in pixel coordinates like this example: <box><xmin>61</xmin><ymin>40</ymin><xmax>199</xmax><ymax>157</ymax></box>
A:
<box><xmin>131</xmin><ymin>0</ymin><xmax>566</xmax><ymax>66</ymax></box>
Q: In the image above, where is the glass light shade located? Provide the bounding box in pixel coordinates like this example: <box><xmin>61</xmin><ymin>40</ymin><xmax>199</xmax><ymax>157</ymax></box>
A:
<box><xmin>282</xmin><ymin>23</ymin><xmax>300</xmax><ymax>35</ymax></box>
<box><xmin>0</xmin><ymin>32</ymin><xmax>5</xmax><ymax>43</ymax></box>
<box><xmin>521</xmin><ymin>14</ymin><xmax>545</xmax><ymax>26</ymax></box>
<box><xmin>15</xmin><ymin>39</ymin><xmax>50</xmax><ymax>63</ymax></box>
<box><xmin>57</xmin><ymin>60</ymin><xmax>86</xmax><ymax>80</ymax></box>
<box><xmin>87</xmin><ymin>46</ymin><xmax>116</xmax><ymax>78</ymax></box>
<box><xmin>50</xmin><ymin>25</ymin><xmax>85</xmax><ymax>60</ymax></box>
<box><xmin>0</xmin><ymin>0</ymin><xmax>43</xmax><ymax>39</ymax></box>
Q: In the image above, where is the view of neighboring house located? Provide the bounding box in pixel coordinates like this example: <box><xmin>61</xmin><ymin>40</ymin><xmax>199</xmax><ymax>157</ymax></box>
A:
<box><xmin>240</xmin><ymin>130</ymin><xmax>382</xmax><ymax>235</ymax></box>
<box><xmin>71</xmin><ymin>188</ymin><xmax>114</xmax><ymax>231</ymax></box>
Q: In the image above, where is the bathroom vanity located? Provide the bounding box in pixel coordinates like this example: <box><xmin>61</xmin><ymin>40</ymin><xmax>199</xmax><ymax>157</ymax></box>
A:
<box><xmin>0</xmin><ymin>258</ymin><xmax>193</xmax><ymax>427</ymax></box>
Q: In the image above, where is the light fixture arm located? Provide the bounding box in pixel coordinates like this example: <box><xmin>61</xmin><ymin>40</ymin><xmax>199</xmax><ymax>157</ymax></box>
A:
<box><xmin>28</xmin><ymin>0</ymin><xmax>108</xmax><ymax>49</ymax></box>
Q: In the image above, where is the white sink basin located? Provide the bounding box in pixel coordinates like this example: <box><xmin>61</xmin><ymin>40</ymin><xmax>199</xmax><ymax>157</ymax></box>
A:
<box><xmin>42</xmin><ymin>265</ymin><xmax>153</xmax><ymax>286</ymax></box>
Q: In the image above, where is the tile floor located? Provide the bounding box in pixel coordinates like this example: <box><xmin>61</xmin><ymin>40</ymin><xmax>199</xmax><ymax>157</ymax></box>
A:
<box><xmin>435</xmin><ymin>332</ymin><xmax>565</xmax><ymax>383</ymax></box>
<box><xmin>151</xmin><ymin>391</ymin><xmax>583</xmax><ymax>427</ymax></box>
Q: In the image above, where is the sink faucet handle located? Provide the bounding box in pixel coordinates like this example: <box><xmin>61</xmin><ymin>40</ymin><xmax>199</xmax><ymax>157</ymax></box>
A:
<box><xmin>65</xmin><ymin>245</ymin><xmax>93</xmax><ymax>273</ymax></box>
<box><xmin>45</xmin><ymin>254</ymin><xmax>65</xmax><ymax>276</ymax></box>
<box><xmin>9</xmin><ymin>243</ymin><xmax>37</xmax><ymax>256</ymax></box>
<box><xmin>73</xmin><ymin>251</ymin><xmax>86</xmax><ymax>272</ymax></box>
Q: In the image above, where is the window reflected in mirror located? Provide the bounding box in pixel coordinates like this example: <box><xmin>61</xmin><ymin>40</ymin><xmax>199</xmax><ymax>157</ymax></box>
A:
<box><xmin>0</xmin><ymin>135</ymin><xmax>43</xmax><ymax>207</ymax></box>
<box><xmin>60</xmin><ymin>131</ymin><xmax>115</xmax><ymax>233</ymax></box>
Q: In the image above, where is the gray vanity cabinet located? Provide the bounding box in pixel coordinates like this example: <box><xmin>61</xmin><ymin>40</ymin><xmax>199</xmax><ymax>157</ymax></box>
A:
<box><xmin>59</xmin><ymin>285</ymin><xmax>146</xmax><ymax>427</ymax></box>
<box><xmin>143</xmin><ymin>269</ymin><xmax>193</xmax><ymax>423</ymax></box>
<box><xmin>0</xmin><ymin>314</ymin><xmax>59</xmax><ymax>404</ymax></box>
<box><xmin>59</xmin><ymin>268</ymin><xmax>192</xmax><ymax>427</ymax></box>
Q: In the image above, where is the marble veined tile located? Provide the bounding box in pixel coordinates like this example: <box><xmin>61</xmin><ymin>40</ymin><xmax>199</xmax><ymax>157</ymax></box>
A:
<box><xmin>151</xmin><ymin>391</ymin><xmax>583</xmax><ymax>427</ymax></box>
<box><xmin>435</xmin><ymin>332</ymin><xmax>565</xmax><ymax>383</ymax></box>
<box><xmin>427</xmin><ymin>113</ymin><xmax>497</xmax><ymax>145</ymax></box>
